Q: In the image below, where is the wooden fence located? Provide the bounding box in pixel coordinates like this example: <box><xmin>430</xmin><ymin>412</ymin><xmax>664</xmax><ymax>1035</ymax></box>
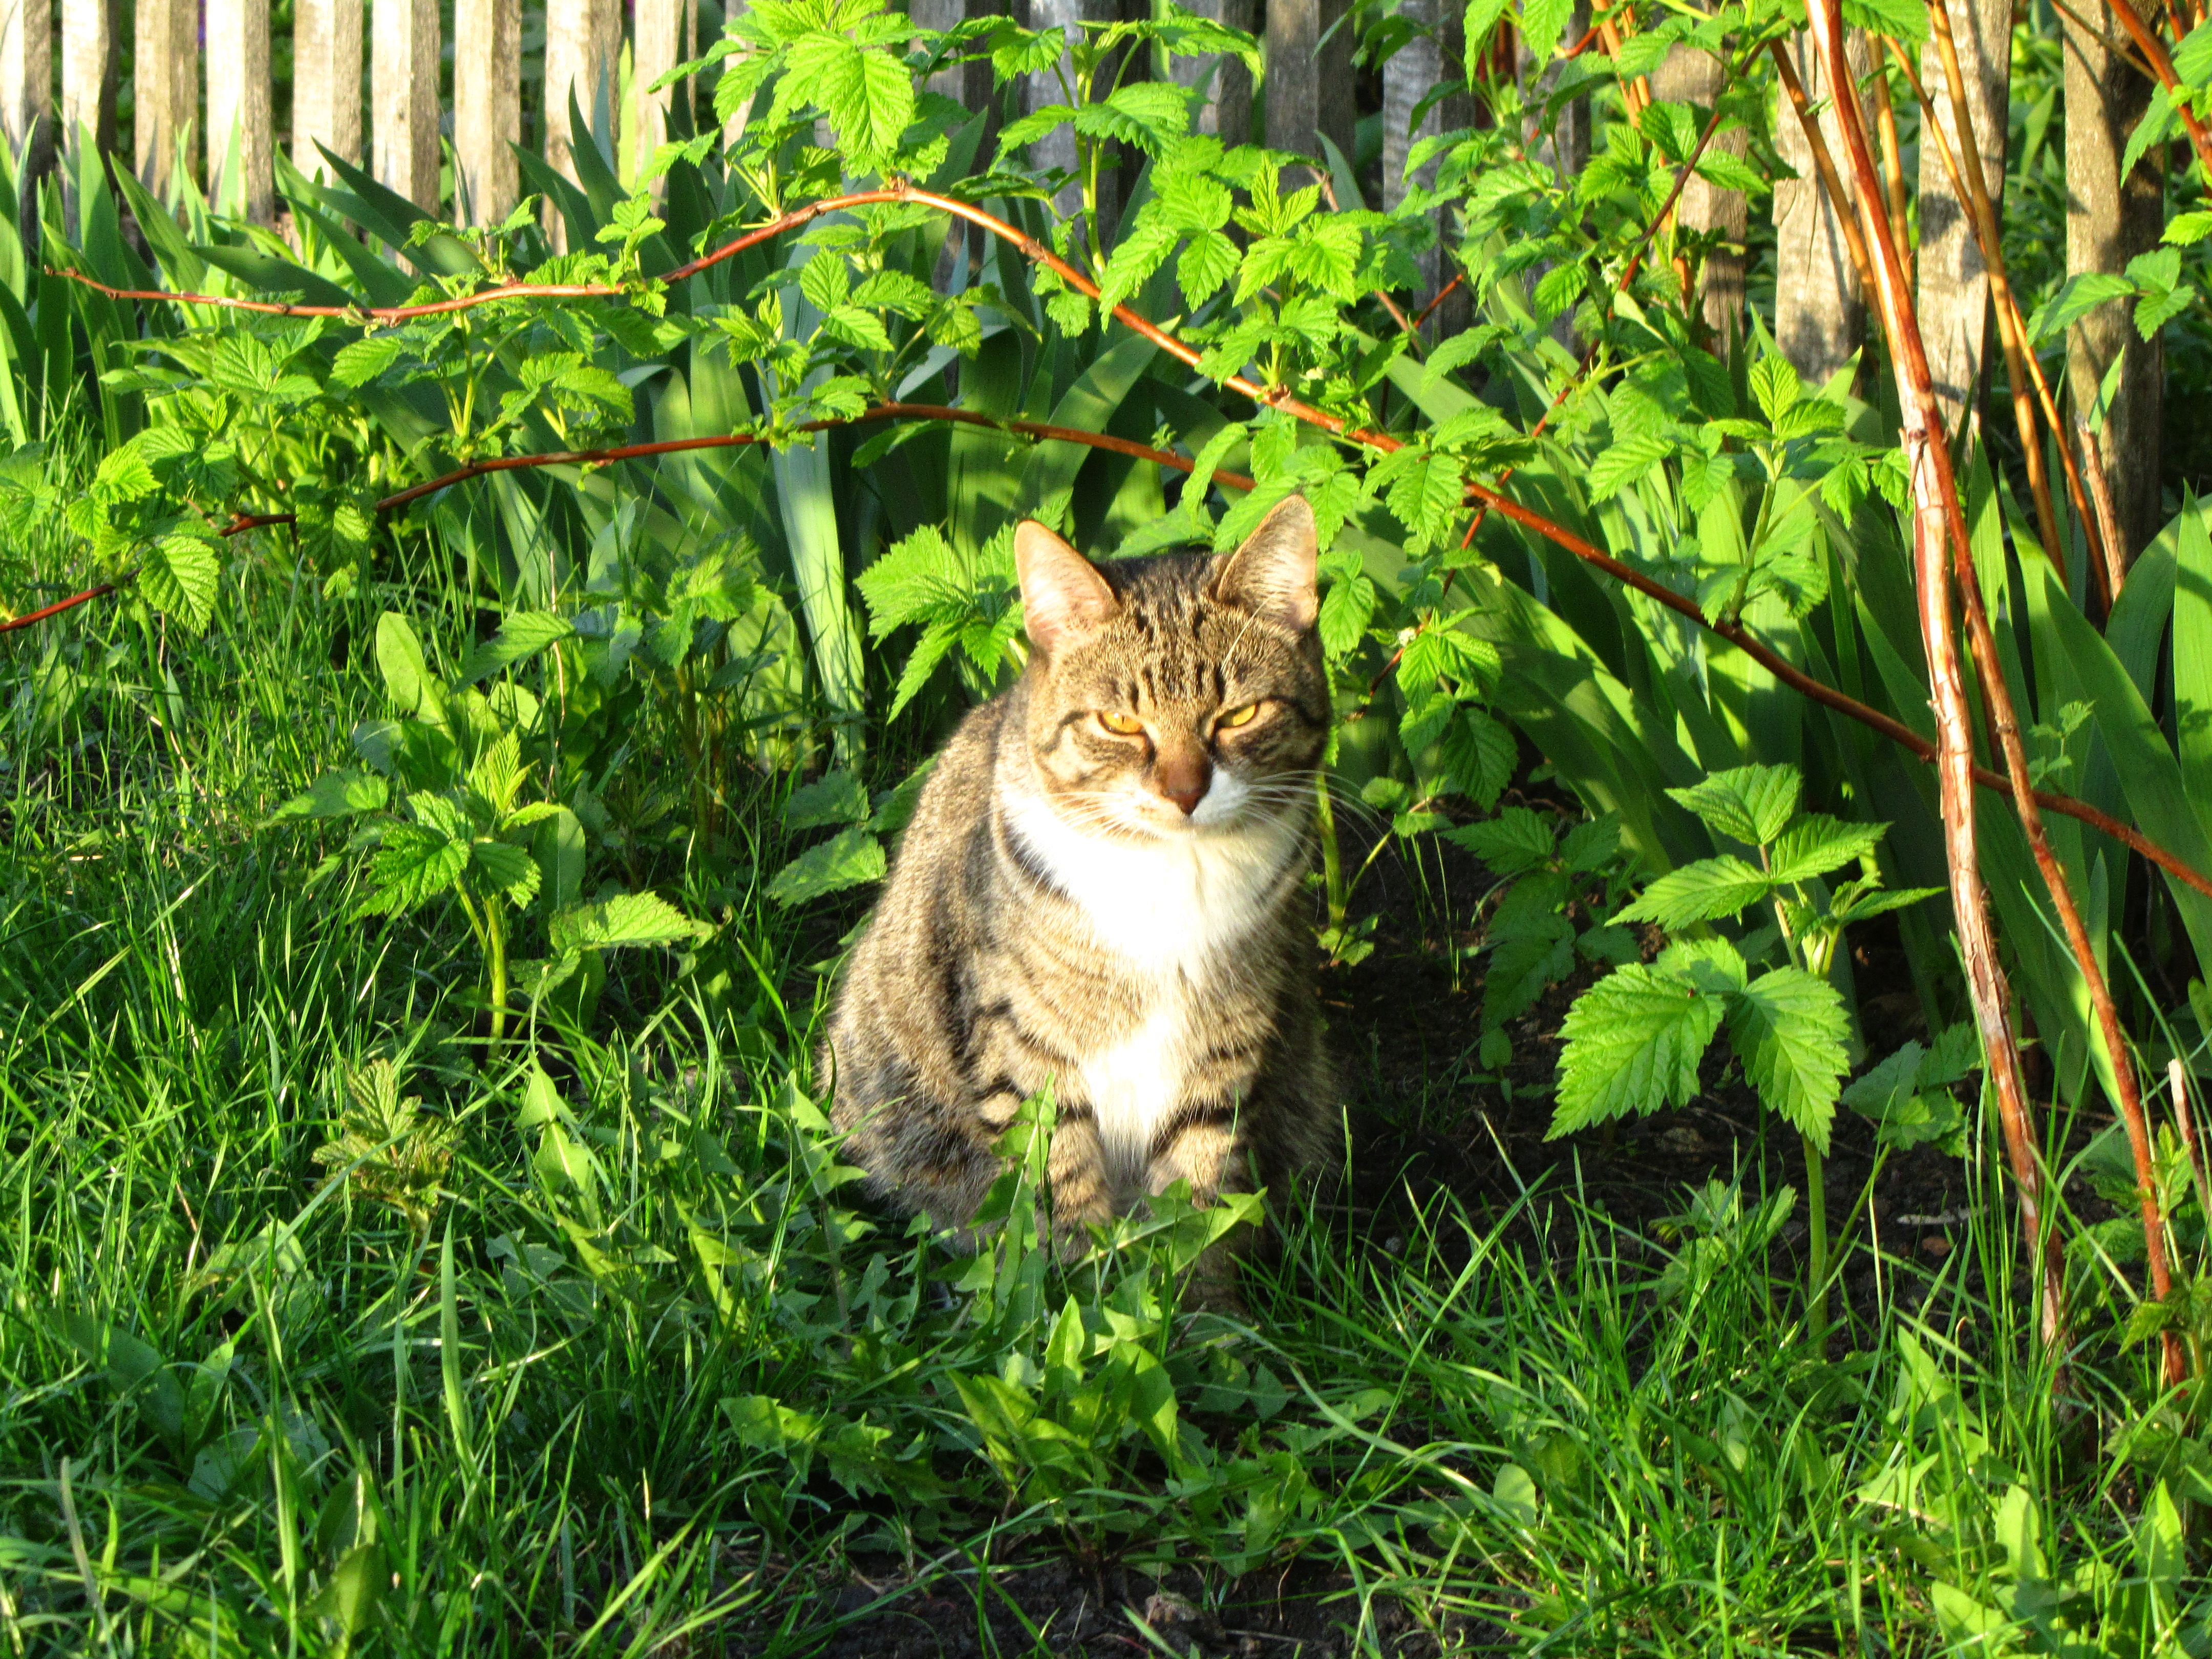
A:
<box><xmin>0</xmin><ymin>0</ymin><xmax>1474</xmax><ymax>261</ymax></box>
<box><xmin>0</xmin><ymin>0</ymin><xmax>703</xmax><ymax>228</ymax></box>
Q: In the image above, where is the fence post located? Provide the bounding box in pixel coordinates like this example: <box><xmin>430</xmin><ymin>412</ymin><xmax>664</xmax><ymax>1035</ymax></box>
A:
<box><xmin>455</xmin><ymin>0</ymin><xmax>520</xmax><ymax>223</ymax></box>
<box><xmin>545</xmin><ymin>0</ymin><xmax>621</xmax><ymax>210</ymax></box>
<box><xmin>135</xmin><ymin>0</ymin><xmax>196</xmax><ymax>192</ymax></box>
<box><xmin>1265</xmin><ymin>0</ymin><xmax>1355</xmax><ymax>161</ymax></box>
<box><xmin>60</xmin><ymin>0</ymin><xmax>116</xmax><ymax>162</ymax></box>
<box><xmin>634</xmin><ymin>0</ymin><xmax>683</xmax><ymax>188</ymax></box>
<box><xmin>208</xmin><ymin>0</ymin><xmax>275</xmax><ymax>221</ymax></box>
<box><xmin>0</xmin><ymin>0</ymin><xmax>50</xmax><ymax>186</ymax></box>
<box><xmin>1167</xmin><ymin>0</ymin><xmax>1253</xmax><ymax>143</ymax></box>
<box><xmin>372</xmin><ymin>0</ymin><xmax>440</xmax><ymax>212</ymax></box>
<box><xmin>294</xmin><ymin>0</ymin><xmax>363</xmax><ymax>183</ymax></box>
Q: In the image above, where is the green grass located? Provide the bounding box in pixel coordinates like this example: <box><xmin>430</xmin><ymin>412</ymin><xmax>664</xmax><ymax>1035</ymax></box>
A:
<box><xmin>0</xmin><ymin>461</ymin><xmax>2201</xmax><ymax>1656</ymax></box>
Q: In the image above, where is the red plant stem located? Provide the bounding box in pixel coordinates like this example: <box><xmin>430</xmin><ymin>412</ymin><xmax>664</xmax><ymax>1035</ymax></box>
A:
<box><xmin>0</xmin><ymin>579</ymin><xmax>122</xmax><ymax>632</ymax></box>
<box><xmin>1412</xmin><ymin>272</ymin><xmax>1464</xmax><ymax>329</ymax></box>
<box><xmin>1924</xmin><ymin>0</ymin><xmax>2068</xmax><ymax>587</ymax></box>
<box><xmin>49</xmin><ymin>190</ymin><xmax>893</xmax><ymax>321</ymax></box>
<box><xmin>1622</xmin><ymin>100</ymin><xmax>1732</xmax><ymax>293</ymax></box>
<box><xmin>1821</xmin><ymin>0</ymin><xmax>2129</xmax><ymax>1382</ymax></box>
<box><xmin>1873</xmin><ymin>47</ymin><xmax>1915</xmax><ymax>288</ymax></box>
<box><xmin>2077</xmin><ymin>416</ymin><xmax>2133</xmax><ymax>598</ymax></box>
<box><xmin>215</xmin><ymin>404</ymin><xmax>1255</xmax><ymax>532</ymax></box>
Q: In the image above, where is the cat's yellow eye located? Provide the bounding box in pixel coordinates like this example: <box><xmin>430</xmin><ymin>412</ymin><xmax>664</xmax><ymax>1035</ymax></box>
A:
<box><xmin>1098</xmin><ymin>710</ymin><xmax>1144</xmax><ymax>735</ymax></box>
<box><xmin>1216</xmin><ymin>703</ymin><xmax>1261</xmax><ymax>730</ymax></box>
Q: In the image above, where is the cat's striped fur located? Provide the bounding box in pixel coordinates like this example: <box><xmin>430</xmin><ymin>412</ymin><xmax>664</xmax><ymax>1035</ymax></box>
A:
<box><xmin>822</xmin><ymin>497</ymin><xmax>1337</xmax><ymax>1295</ymax></box>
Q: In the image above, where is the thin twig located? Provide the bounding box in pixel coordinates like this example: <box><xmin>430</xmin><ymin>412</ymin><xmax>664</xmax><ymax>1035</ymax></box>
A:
<box><xmin>2051</xmin><ymin>0</ymin><xmax>2157</xmax><ymax>77</ymax></box>
<box><xmin>1872</xmin><ymin>48</ymin><xmax>1915</xmax><ymax>288</ymax></box>
<box><xmin>50</xmin><ymin>188</ymin><xmax>930</xmax><ymax>321</ymax></box>
<box><xmin>0</xmin><ymin>576</ymin><xmax>125</xmax><ymax>633</ymax></box>
<box><xmin>2076</xmin><ymin>415</ymin><xmax>2133</xmax><ymax>597</ymax></box>
<box><xmin>1413</xmin><ymin>271</ymin><xmax>1464</xmax><ymax>329</ymax></box>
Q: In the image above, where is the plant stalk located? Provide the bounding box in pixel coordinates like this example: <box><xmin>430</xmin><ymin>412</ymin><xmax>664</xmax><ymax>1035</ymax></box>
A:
<box><xmin>2076</xmin><ymin>416</ymin><xmax>2134</xmax><ymax>598</ymax></box>
<box><xmin>487</xmin><ymin>898</ymin><xmax>509</xmax><ymax>1046</ymax></box>
<box><xmin>1872</xmin><ymin>53</ymin><xmax>1914</xmax><ymax>289</ymax></box>
<box><xmin>1807</xmin><ymin>0</ymin><xmax>2081</xmax><ymax>1381</ymax></box>
<box><xmin>1316</xmin><ymin>771</ymin><xmax>1346</xmax><ymax>929</ymax></box>
<box><xmin>1767</xmin><ymin>39</ymin><xmax>1881</xmax><ymax>308</ymax></box>
<box><xmin>1804</xmin><ymin>1134</ymin><xmax>1829</xmax><ymax>1357</ymax></box>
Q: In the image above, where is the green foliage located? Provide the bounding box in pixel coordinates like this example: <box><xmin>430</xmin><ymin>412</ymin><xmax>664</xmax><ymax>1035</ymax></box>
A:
<box><xmin>9</xmin><ymin>6</ymin><xmax>2212</xmax><ymax>1647</ymax></box>
<box><xmin>268</xmin><ymin>610</ymin><xmax>706</xmax><ymax>1038</ymax></box>
<box><xmin>1451</xmin><ymin>806</ymin><xmax>1637</xmax><ymax>1066</ymax></box>
<box><xmin>1553</xmin><ymin>764</ymin><xmax>1937</xmax><ymax>1154</ymax></box>
<box><xmin>312</xmin><ymin>1057</ymin><xmax>460</xmax><ymax>1232</ymax></box>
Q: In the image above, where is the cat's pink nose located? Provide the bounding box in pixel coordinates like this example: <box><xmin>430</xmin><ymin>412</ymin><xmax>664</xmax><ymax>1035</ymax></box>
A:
<box><xmin>1155</xmin><ymin>753</ymin><xmax>1210</xmax><ymax>815</ymax></box>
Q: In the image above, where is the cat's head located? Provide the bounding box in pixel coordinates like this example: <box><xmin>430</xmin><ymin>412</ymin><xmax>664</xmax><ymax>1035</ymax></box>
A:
<box><xmin>1010</xmin><ymin>496</ymin><xmax>1328</xmax><ymax>839</ymax></box>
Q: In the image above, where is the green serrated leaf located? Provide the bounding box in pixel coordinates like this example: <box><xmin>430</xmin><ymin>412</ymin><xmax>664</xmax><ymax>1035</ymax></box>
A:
<box><xmin>1550</xmin><ymin>965</ymin><xmax>1726</xmax><ymax>1135</ymax></box>
<box><xmin>456</xmin><ymin>612</ymin><xmax>575</xmax><ymax>683</ymax></box>
<box><xmin>1766</xmin><ymin>815</ymin><xmax>1885</xmax><ymax>884</ymax></box>
<box><xmin>768</xmin><ymin>826</ymin><xmax>887</xmax><ymax>907</ymax></box>
<box><xmin>1665</xmin><ymin>763</ymin><xmax>1800</xmax><ymax>846</ymax></box>
<box><xmin>547</xmin><ymin>891</ymin><xmax>709</xmax><ymax>953</ymax></box>
<box><xmin>263</xmin><ymin>769</ymin><xmax>389</xmax><ymax>826</ymax></box>
<box><xmin>1727</xmin><ymin>965</ymin><xmax>1849</xmax><ymax>1153</ymax></box>
<box><xmin>354</xmin><ymin>823</ymin><xmax>469</xmax><ymax>918</ymax></box>
<box><xmin>1615</xmin><ymin>856</ymin><xmax>1773</xmax><ymax>928</ymax></box>
<box><xmin>1447</xmin><ymin>806</ymin><xmax>1559</xmax><ymax>873</ymax></box>
<box><xmin>138</xmin><ymin>534</ymin><xmax>221</xmax><ymax>633</ymax></box>
<box><xmin>1439</xmin><ymin>709</ymin><xmax>1517</xmax><ymax>809</ymax></box>
<box><xmin>332</xmin><ymin>337</ymin><xmax>402</xmax><ymax>390</ymax></box>
<box><xmin>470</xmin><ymin>839</ymin><xmax>542</xmax><ymax>907</ymax></box>
<box><xmin>784</xmin><ymin>770</ymin><xmax>871</xmax><ymax>830</ymax></box>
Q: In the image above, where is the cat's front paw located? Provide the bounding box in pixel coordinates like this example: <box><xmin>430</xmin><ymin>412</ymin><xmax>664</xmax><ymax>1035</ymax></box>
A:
<box><xmin>1048</xmin><ymin>1197</ymin><xmax>1113</xmax><ymax>1264</ymax></box>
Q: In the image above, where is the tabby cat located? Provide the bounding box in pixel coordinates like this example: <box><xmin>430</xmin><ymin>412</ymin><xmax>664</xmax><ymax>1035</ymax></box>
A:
<box><xmin>822</xmin><ymin>495</ymin><xmax>1337</xmax><ymax>1296</ymax></box>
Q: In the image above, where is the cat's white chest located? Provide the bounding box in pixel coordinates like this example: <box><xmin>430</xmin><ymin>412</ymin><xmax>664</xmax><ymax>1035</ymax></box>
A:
<box><xmin>1005</xmin><ymin>789</ymin><xmax>1295</xmax><ymax>1187</ymax></box>
<box><xmin>1003</xmin><ymin>790</ymin><xmax>1294</xmax><ymax>975</ymax></box>
<box><xmin>1078</xmin><ymin>1001</ymin><xmax>1195</xmax><ymax>1185</ymax></box>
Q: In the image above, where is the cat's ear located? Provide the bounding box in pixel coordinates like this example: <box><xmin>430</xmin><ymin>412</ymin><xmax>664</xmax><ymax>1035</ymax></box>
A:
<box><xmin>1209</xmin><ymin>495</ymin><xmax>1320</xmax><ymax>631</ymax></box>
<box><xmin>1015</xmin><ymin>521</ymin><xmax>1119</xmax><ymax>652</ymax></box>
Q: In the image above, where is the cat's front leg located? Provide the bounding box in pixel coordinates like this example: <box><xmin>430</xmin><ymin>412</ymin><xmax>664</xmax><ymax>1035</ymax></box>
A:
<box><xmin>1043</xmin><ymin>1100</ymin><xmax>1115</xmax><ymax>1259</ymax></box>
<box><xmin>1144</xmin><ymin>1100</ymin><xmax>1251</xmax><ymax>1311</ymax></box>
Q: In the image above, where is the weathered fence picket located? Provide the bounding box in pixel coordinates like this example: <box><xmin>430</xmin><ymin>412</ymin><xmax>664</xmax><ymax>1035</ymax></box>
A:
<box><xmin>136</xmin><ymin>0</ymin><xmax>194</xmax><ymax>186</ymax></box>
<box><xmin>206</xmin><ymin>0</ymin><xmax>271</xmax><ymax>219</ymax></box>
<box><xmin>454</xmin><ymin>0</ymin><xmax>521</xmax><ymax>223</ymax></box>
<box><xmin>292</xmin><ymin>0</ymin><xmax>358</xmax><ymax>185</ymax></box>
